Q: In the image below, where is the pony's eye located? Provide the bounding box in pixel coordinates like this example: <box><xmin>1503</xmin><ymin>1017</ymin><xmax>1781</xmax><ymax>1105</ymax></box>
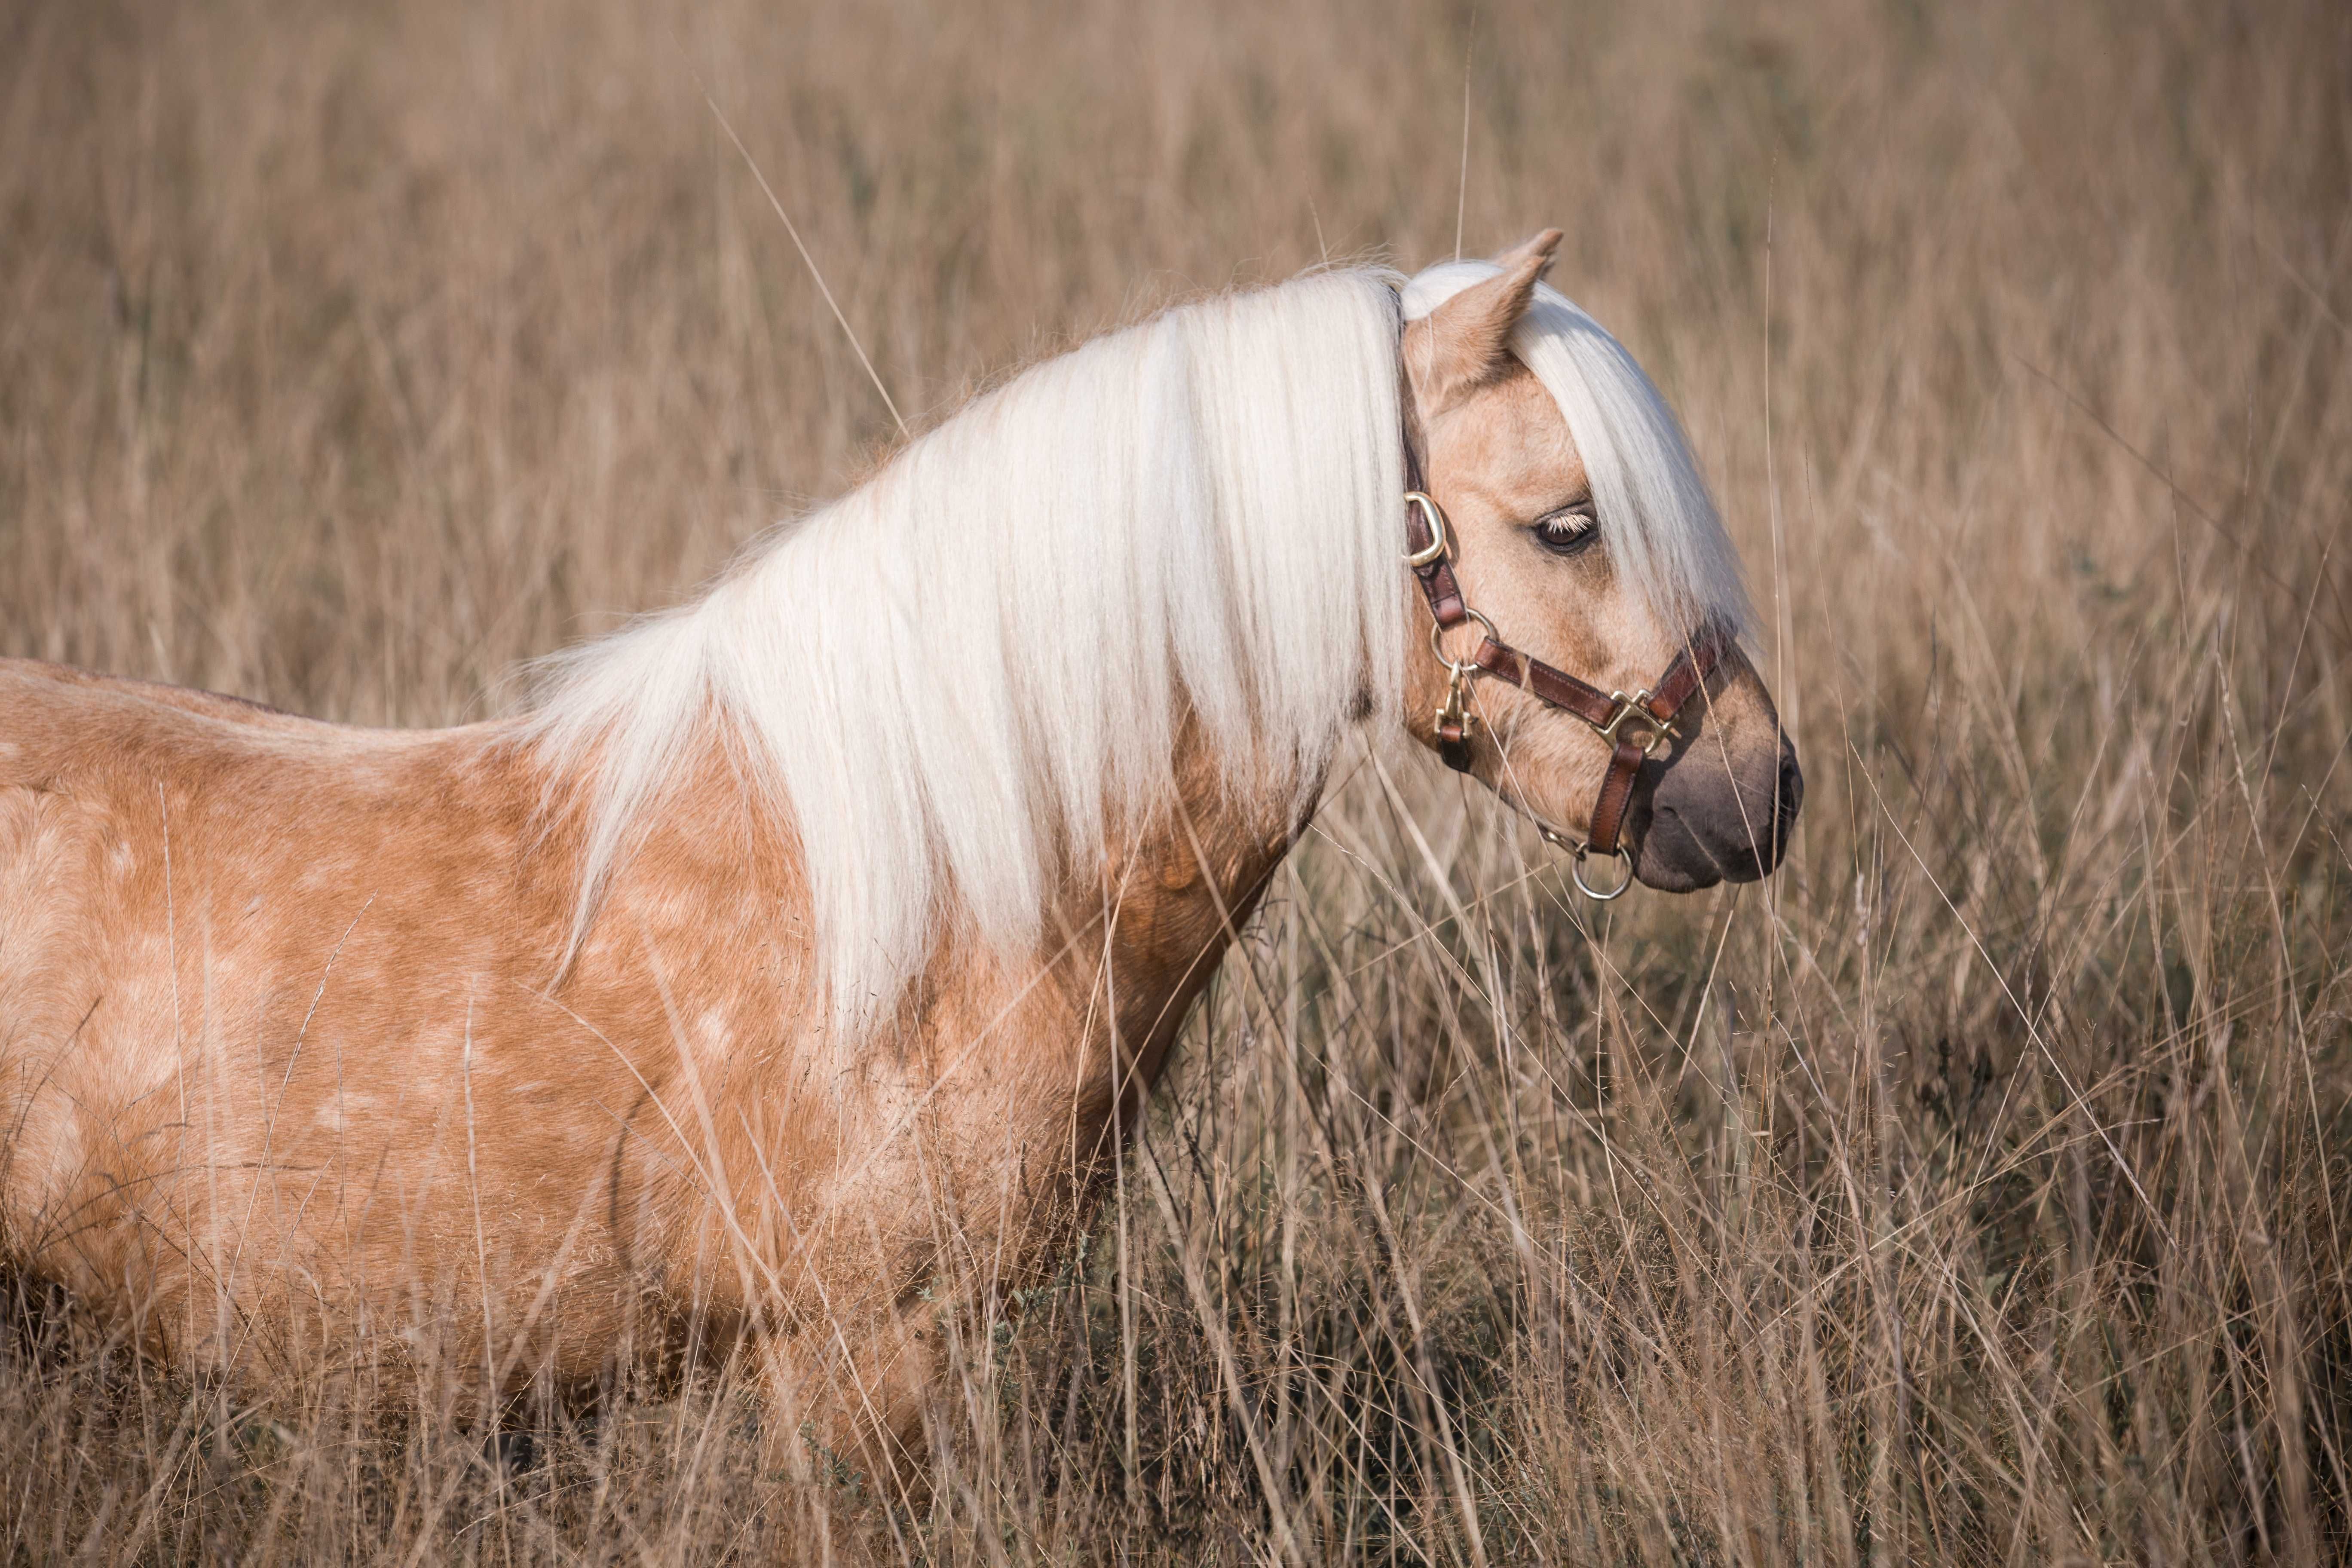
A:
<box><xmin>1532</xmin><ymin>505</ymin><xmax>1599</xmax><ymax>555</ymax></box>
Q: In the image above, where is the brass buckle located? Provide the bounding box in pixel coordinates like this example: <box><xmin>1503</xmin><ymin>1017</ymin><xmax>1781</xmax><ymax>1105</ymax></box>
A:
<box><xmin>1596</xmin><ymin>689</ymin><xmax>1676</xmax><ymax>759</ymax></box>
<box><xmin>1402</xmin><ymin>492</ymin><xmax>1450</xmax><ymax>568</ymax></box>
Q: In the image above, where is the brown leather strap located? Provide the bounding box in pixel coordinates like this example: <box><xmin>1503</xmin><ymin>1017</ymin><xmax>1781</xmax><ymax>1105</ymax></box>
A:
<box><xmin>1473</xmin><ymin>626</ymin><xmax>1723</xmax><ymax>736</ymax></box>
<box><xmin>1587</xmin><ymin>737</ymin><xmax>1649</xmax><ymax>856</ymax></box>
<box><xmin>1470</xmin><ymin>638</ymin><xmax>1620</xmax><ymax>730</ymax></box>
<box><xmin>1404</xmin><ymin>428</ymin><xmax>1475</xmax><ymax>770</ymax></box>
<box><xmin>1644</xmin><ymin>633</ymin><xmax>1718</xmax><ymax>725</ymax></box>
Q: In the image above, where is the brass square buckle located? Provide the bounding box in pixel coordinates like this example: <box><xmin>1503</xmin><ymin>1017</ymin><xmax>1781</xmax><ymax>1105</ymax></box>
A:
<box><xmin>1597</xmin><ymin>689</ymin><xmax>1677</xmax><ymax>758</ymax></box>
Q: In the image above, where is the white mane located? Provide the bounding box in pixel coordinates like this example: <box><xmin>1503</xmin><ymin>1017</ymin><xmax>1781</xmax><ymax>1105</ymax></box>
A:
<box><xmin>525</xmin><ymin>262</ymin><xmax>1745</xmax><ymax>1035</ymax></box>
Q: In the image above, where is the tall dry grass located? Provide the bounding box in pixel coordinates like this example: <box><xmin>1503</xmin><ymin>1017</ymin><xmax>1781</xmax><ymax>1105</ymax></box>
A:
<box><xmin>4</xmin><ymin>0</ymin><xmax>2351</xmax><ymax>1560</ymax></box>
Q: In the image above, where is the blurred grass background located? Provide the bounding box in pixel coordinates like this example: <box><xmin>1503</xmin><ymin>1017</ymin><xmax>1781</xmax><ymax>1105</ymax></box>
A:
<box><xmin>4</xmin><ymin>0</ymin><xmax>2351</xmax><ymax>1561</ymax></box>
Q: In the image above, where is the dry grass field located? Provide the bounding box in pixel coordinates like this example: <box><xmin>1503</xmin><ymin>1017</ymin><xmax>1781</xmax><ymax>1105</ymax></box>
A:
<box><xmin>5</xmin><ymin>0</ymin><xmax>2352</xmax><ymax>1561</ymax></box>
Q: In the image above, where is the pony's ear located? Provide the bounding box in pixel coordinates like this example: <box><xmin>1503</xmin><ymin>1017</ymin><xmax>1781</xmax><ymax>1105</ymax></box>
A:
<box><xmin>1488</xmin><ymin>229</ymin><xmax>1564</xmax><ymax>273</ymax></box>
<box><xmin>1406</xmin><ymin>228</ymin><xmax>1562</xmax><ymax>413</ymax></box>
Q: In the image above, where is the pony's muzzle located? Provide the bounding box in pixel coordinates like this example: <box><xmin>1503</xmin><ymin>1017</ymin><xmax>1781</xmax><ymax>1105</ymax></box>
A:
<box><xmin>1629</xmin><ymin>733</ymin><xmax>1802</xmax><ymax>891</ymax></box>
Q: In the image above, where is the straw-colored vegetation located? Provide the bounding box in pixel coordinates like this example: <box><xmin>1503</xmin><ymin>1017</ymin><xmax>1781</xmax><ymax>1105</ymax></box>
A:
<box><xmin>5</xmin><ymin>0</ymin><xmax>2349</xmax><ymax>1560</ymax></box>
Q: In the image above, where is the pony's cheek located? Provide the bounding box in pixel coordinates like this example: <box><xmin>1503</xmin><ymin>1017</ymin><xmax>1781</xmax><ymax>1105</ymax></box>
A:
<box><xmin>1478</xmin><ymin>715</ymin><xmax>1602</xmax><ymax>831</ymax></box>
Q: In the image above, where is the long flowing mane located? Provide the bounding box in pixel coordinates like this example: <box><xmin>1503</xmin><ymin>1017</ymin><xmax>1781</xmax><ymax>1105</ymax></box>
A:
<box><xmin>524</xmin><ymin>263</ymin><xmax>1746</xmax><ymax>1034</ymax></box>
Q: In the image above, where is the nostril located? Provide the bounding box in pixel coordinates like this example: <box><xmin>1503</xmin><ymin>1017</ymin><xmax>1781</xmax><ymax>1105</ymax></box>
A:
<box><xmin>1776</xmin><ymin>748</ymin><xmax>1804</xmax><ymax>826</ymax></box>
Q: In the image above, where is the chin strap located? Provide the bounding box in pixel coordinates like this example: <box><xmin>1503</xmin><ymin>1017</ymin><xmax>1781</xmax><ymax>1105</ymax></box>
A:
<box><xmin>1400</xmin><ymin>434</ymin><xmax>1724</xmax><ymax>878</ymax></box>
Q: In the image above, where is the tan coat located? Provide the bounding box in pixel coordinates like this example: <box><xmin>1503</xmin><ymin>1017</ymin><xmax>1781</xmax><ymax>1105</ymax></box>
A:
<box><xmin>0</xmin><ymin>659</ymin><xmax>1295</xmax><ymax>1449</ymax></box>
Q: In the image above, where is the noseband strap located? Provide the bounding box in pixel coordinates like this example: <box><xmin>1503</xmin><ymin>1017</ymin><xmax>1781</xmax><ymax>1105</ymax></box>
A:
<box><xmin>1400</xmin><ymin>436</ymin><xmax>1723</xmax><ymax>879</ymax></box>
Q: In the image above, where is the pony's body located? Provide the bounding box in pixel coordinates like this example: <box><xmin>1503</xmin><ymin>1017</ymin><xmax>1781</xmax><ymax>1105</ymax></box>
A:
<box><xmin>0</xmin><ymin>660</ymin><xmax>1275</xmax><ymax>1421</ymax></box>
<box><xmin>0</xmin><ymin>242</ymin><xmax>1799</xmax><ymax>1488</ymax></box>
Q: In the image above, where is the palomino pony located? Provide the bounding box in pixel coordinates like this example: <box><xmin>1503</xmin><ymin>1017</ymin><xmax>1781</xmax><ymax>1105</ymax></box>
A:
<box><xmin>0</xmin><ymin>233</ymin><xmax>1798</xmax><ymax>1494</ymax></box>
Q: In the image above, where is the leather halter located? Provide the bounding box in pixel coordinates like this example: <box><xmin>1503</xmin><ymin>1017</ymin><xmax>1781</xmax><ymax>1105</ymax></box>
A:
<box><xmin>1401</xmin><ymin>434</ymin><xmax>1724</xmax><ymax>899</ymax></box>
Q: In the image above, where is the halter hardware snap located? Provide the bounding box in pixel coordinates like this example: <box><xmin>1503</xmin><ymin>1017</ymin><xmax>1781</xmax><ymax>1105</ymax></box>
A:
<box><xmin>1434</xmin><ymin>665</ymin><xmax>1475</xmax><ymax>742</ymax></box>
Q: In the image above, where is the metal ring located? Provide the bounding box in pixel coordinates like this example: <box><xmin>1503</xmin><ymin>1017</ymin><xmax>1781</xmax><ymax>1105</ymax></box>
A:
<box><xmin>1571</xmin><ymin>846</ymin><xmax>1634</xmax><ymax>901</ymax></box>
<box><xmin>1427</xmin><ymin>608</ymin><xmax>1499</xmax><ymax>676</ymax></box>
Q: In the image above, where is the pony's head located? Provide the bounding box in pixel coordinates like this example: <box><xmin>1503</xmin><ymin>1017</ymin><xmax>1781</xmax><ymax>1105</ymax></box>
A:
<box><xmin>1399</xmin><ymin>232</ymin><xmax>1801</xmax><ymax>893</ymax></box>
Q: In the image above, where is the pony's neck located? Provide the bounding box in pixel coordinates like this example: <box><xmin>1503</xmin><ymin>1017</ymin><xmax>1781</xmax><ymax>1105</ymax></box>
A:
<box><xmin>1052</xmin><ymin>722</ymin><xmax>1320</xmax><ymax>1132</ymax></box>
<box><xmin>526</xmin><ymin>268</ymin><xmax>1410</xmax><ymax>1038</ymax></box>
